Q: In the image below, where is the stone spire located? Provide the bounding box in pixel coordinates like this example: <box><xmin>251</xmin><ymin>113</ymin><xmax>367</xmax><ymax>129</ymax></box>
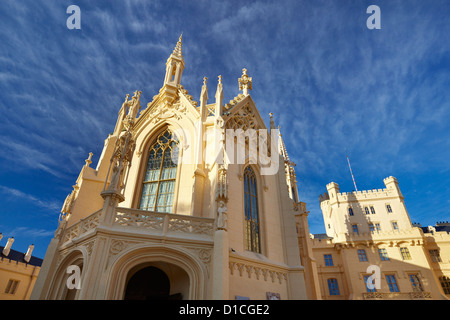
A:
<box><xmin>200</xmin><ymin>77</ymin><xmax>208</xmax><ymax>122</ymax></box>
<box><xmin>163</xmin><ymin>34</ymin><xmax>185</xmax><ymax>90</ymax></box>
<box><xmin>172</xmin><ymin>33</ymin><xmax>183</xmax><ymax>58</ymax></box>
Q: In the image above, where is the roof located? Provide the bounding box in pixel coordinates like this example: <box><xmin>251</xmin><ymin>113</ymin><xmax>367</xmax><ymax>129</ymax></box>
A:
<box><xmin>0</xmin><ymin>246</ymin><xmax>43</xmax><ymax>267</ymax></box>
<box><xmin>421</xmin><ymin>225</ymin><xmax>450</xmax><ymax>234</ymax></box>
<box><xmin>311</xmin><ymin>233</ymin><xmax>333</xmax><ymax>240</ymax></box>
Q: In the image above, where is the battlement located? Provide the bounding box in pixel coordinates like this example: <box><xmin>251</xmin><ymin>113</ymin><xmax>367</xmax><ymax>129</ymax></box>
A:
<box><xmin>335</xmin><ymin>187</ymin><xmax>393</xmax><ymax>202</ymax></box>
<box><xmin>319</xmin><ymin>192</ymin><xmax>329</xmax><ymax>203</ymax></box>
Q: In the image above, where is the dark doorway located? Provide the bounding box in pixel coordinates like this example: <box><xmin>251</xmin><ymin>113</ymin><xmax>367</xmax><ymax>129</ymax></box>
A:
<box><xmin>124</xmin><ymin>266</ymin><xmax>181</xmax><ymax>300</ymax></box>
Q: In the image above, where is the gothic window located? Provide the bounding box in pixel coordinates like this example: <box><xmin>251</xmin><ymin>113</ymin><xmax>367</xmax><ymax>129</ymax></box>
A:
<box><xmin>244</xmin><ymin>166</ymin><xmax>261</xmax><ymax>253</ymax></box>
<box><xmin>139</xmin><ymin>129</ymin><xmax>179</xmax><ymax>213</ymax></box>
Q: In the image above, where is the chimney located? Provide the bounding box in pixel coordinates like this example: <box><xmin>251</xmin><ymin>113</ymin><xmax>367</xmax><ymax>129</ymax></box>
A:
<box><xmin>2</xmin><ymin>237</ymin><xmax>14</xmax><ymax>257</ymax></box>
<box><xmin>24</xmin><ymin>244</ymin><xmax>34</xmax><ymax>263</ymax></box>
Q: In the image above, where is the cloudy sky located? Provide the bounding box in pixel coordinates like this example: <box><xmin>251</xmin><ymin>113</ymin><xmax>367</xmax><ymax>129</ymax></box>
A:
<box><xmin>0</xmin><ymin>0</ymin><xmax>449</xmax><ymax>259</ymax></box>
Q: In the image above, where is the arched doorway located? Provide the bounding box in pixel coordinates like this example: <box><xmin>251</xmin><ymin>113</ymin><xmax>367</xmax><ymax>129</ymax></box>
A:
<box><xmin>123</xmin><ymin>265</ymin><xmax>183</xmax><ymax>300</ymax></box>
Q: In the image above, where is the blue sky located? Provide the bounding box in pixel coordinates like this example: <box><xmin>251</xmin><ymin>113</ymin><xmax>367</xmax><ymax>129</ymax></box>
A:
<box><xmin>0</xmin><ymin>0</ymin><xmax>449</xmax><ymax>259</ymax></box>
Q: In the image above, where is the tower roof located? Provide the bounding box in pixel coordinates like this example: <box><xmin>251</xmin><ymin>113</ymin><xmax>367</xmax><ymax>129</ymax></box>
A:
<box><xmin>171</xmin><ymin>34</ymin><xmax>183</xmax><ymax>58</ymax></box>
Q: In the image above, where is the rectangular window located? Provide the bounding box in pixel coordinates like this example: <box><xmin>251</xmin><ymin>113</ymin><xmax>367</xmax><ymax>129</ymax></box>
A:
<box><xmin>439</xmin><ymin>276</ymin><xmax>450</xmax><ymax>294</ymax></box>
<box><xmin>4</xmin><ymin>279</ymin><xmax>19</xmax><ymax>295</ymax></box>
<box><xmin>429</xmin><ymin>249</ymin><xmax>442</xmax><ymax>263</ymax></box>
<box><xmin>370</xmin><ymin>206</ymin><xmax>376</xmax><ymax>214</ymax></box>
<box><xmin>386</xmin><ymin>275</ymin><xmax>399</xmax><ymax>292</ymax></box>
<box><xmin>369</xmin><ymin>223</ymin><xmax>375</xmax><ymax>234</ymax></box>
<box><xmin>386</xmin><ymin>204</ymin><xmax>393</xmax><ymax>213</ymax></box>
<box><xmin>375</xmin><ymin>223</ymin><xmax>381</xmax><ymax>233</ymax></box>
<box><xmin>358</xmin><ymin>249</ymin><xmax>368</xmax><ymax>262</ymax></box>
<box><xmin>352</xmin><ymin>224</ymin><xmax>359</xmax><ymax>235</ymax></box>
<box><xmin>348</xmin><ymin>207</ymin><xmax>354</xmax><ymax>216</ymax></box>
<box><xmin>364</xmin><ymin>207</ymin><xmax>370</xmax><ymax>215</ymax></box>
<box><xmin>400</xmin><ymin>247</ymin><xmax>411</xmax><ymax>260</ymax></box>
<box><xmin>364</xmin><ymin>275</ymin><xmax>376</xmax><ymax>293</ymax></box>
<box><xmin>392</xmin><ymin>221</ymin><xmax>399</xmax><ymax>231</ymax></box>
<box><xmin>409</xmin><ymin>274</ymin><xmax>423</xmax><ymax>292</ymax></box>
<box><xmin>379</xmin><ymin>248</ymin><xmax>389</xmax><ymax>261</ymax></box>
<box><xmin>327</xmin><ymin>278</ymin><xmax>340</xmax><ymax>295</ymax></box>
<box><xmin>324</xmin><ymin>254</ymin><xmax>333</xmax><ymax>267</ymax></box>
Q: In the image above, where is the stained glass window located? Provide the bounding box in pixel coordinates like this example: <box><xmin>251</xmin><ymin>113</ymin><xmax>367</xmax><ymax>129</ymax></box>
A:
<box><xmin>139</xmin><ymin>129</ymin><xmax>179</xmax><ymax>213</ymax></box>
<box><xmin>244</xmin><ymin>166</ymin><xmax>261</xmax><ymax>253</ymax></box>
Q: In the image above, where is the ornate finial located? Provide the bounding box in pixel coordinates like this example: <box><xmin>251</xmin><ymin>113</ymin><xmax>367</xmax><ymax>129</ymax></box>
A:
<box><xmin>218</xmin><ymin>75</ymin><xmax>222</xmax><ymax>85</ymax></box>
<box><xmin>85</xmin><ymin>152</ymin><xmax>93</xmax><ymax>166</ymax></box>
<box><xmin>269</xmin><ymin>112</ymin><xmax>276</xmax><ymax>130</ymax></box>
<box><xmin>124</xmin><ymin>93</ymin><xmax>129</xmax><ymax>103</ymax></box>
<box><xmin>238</xmin><ymin>68</ymin><xmax>252</xmax><ymax>95</ymax></box>
<box><xmin>203</xmin><ymin>77</ymin><xmax>208</xmax><ymax>86</ymax></box>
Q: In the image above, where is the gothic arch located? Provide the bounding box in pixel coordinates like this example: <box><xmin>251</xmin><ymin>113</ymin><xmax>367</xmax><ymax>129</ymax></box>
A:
<box><xmin>48</xmin><ymin>248</ymin><xmax>86</xmax><ymax>300</ymax></box>
<box><xmin>105</xmin><ymin>244</ymin><xmax>207</xmax><ymax>300</ymax></box>
<box><xmin>131</xmin><ymin>121</ymin><xmax>188</xmax><ymax>212</ymax></box>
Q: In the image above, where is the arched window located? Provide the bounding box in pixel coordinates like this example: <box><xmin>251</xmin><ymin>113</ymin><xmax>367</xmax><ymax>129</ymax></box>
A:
<box><xmin>244</xmin><ymin>166</ymin><xmax>261</xmax><ymax>253</ymax></box>
<box><xmin>139</xmin><ymin>129</ymin><xmax>179</xmax><ymax>213</ymax></box>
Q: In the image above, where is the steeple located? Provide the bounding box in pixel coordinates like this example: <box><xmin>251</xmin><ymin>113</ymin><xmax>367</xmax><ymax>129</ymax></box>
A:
<box><xmin>163</xmin><ymin>34</ymin><xmax>185</xmax><ymax>87</ymax></box>
<box><xmin>160</xmin><ymin>34</ymin><xmax>185</xmax><ymax>103</ymax></box>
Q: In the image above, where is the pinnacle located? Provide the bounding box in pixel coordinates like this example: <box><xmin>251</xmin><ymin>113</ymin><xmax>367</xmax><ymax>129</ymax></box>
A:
<box><xmin>172</xmin><ymin>33</ymin><xmax>183</xmax><ymax>58</ymax></box>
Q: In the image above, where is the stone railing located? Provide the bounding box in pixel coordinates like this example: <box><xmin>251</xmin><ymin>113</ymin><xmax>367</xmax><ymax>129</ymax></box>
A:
<box><xmin>60</xmin><ymin>207</ymin><xmax>215</xmax><ymax>246</ymax></box>
<box><xmin>114</xmin><ymin>207</ymin><xmax>215</xmax><ymax>239</ymax></box>
<box><xmin>363</xmin><ymin>291</ymin><xmax>432</xmax><ymax>300</ymax></box>
<box><xmin>62</xmin><ymin>209</ymin><xmax>103</xmax><ymax>244</ymax></box>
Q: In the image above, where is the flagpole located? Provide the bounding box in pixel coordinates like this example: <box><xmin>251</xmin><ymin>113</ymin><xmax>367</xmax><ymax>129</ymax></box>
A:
<box><xmin>347</xmin><ymin>155</ymin><xmax>358</xmax><ymax>192</ymax></box>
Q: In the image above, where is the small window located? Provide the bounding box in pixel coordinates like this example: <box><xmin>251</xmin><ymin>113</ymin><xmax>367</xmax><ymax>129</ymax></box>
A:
<box><xmin>358</xmin><ymin>249</ymin><xmax>368</xmax><ymax>262</ymax></box>
<box><xmin>364</xmin><ymin>207</ymin><xmax>370</xmax><ymax>215</ymax></box>
<box><xmin>409</xmin><ymin>274</ymin><xmax>423</xmax><ymax>292</ymax></box>
<box><xmin>392</xmin><ymin>221</ymin><xmax>399</xmax><ymax>231</ymax></box>
<box><xmin>386</xmin><ymin>204</ymin><xmax>393</xmax><ymax>213</ymax></box>
<box><xmin>364</xmin><ymin>275</ymin><xmax>376</xmax><ymax>293</ymax></box>
<box><xmin>386</xmin><ymin>275</ymin><xmax>399</xmax><ymax>292</ymax></box>
<box><xmin>348</xmin><ymin>207</ymin><xmax>354</xmax><ymax>216</ymax></box>
<box><xmin>370</xmin><ymin>206</ymin><xmax>376</xmax><ymax>214</ymax></box>
<box><xmin>379</xmin><ymin>248</ymin><xmax>389</xmax><ymax>261</ymax></box>
<box><xmin>375</xmin><ymin>223</ymin><xmax>381</xmax><ymax>233</ymax></box>
<box><xmin>400</xmin><ymin>247</ymin><xmax>411</xmax><ymax>260</ymax></box>
<box><xmin>327</xmin><ymin>278</ymin><xmax>340</xmax><ymax>295</ymax></box>
<box><xmin>439</xmin><ymin>276</ymin><xmax>450</xmax><ymax>294</ymax></box>
<box><xmin>352</xmin><ymin>224</ymin><xmax>359</xmax><ymax>235</ymax></box>
<box><xmin>5</xmin><ymin>279</ymin><xmax>19</xmax><ymax>295</ymax></box>
<box><xmin>324</xmin><ymin>254</ymin><xmax>333</xmax><ymax>267</ymax></box>
<box><xmin>429</xmin><ymin>249</ymin><xmax>442</xmax><ymax>263</ymax></box>
<box><xmin>369</xmin><ymin>223</ymin><xmax>375</xmax><ymax>234</ymax></box>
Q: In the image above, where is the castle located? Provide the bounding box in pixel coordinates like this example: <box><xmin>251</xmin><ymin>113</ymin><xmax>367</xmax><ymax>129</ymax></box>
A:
<box><xmin>298</xmin><ymin>177</ymin><xmax>450</xmax><ymax>300</ymax></box>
